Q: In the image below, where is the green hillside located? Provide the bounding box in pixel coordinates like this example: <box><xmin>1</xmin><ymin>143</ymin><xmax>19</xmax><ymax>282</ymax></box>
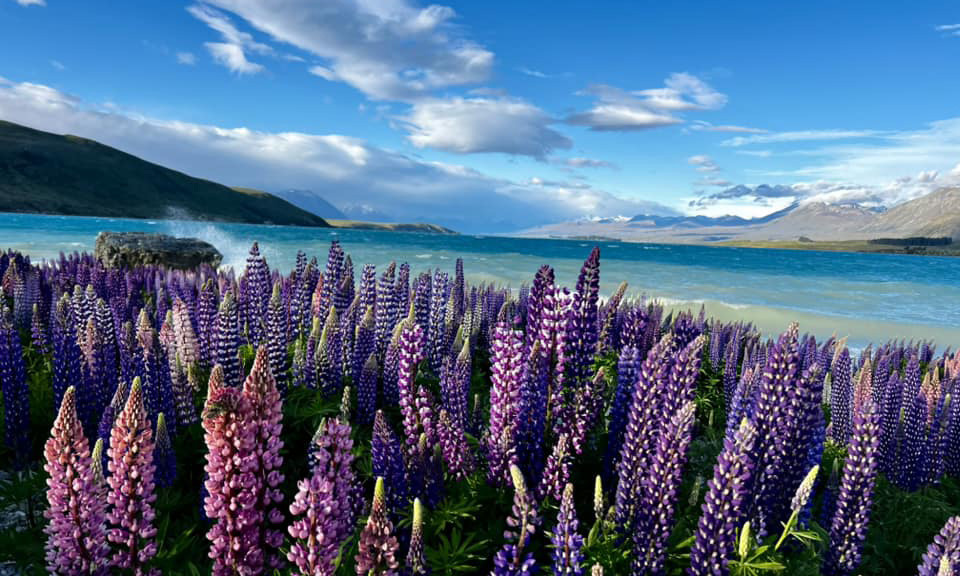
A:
<box><xmin>0</xmin><ymin>120</ymin><xmax>329</xmax><ymax>227</ymax></box>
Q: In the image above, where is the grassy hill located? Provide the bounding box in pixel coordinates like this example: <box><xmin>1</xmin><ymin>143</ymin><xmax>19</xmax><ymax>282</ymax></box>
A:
<box><xmin>0</xmin><ymin>120</ymin><xmax>329</xmax><ymax>227</ymax></box>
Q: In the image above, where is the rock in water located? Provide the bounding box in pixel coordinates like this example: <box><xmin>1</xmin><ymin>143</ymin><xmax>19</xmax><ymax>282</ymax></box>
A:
<box><xmin>94</xmin><ymin>231</ymin><xmax>222</xmax><ymax>269</ymax></box>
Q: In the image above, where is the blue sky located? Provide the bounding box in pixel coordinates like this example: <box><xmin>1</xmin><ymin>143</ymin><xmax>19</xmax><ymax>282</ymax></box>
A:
<box><xmin>1</xmin><ymin>0</ymin><xmax>959</xmax><ymax>232</ymax></box>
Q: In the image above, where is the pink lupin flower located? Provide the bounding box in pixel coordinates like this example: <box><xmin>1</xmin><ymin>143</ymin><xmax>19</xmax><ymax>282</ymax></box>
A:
<box><xmin>43</xmin><ymin>386</ymin><xmax>110</xmax><ymax>575</ymax></box>
<box><xmin>106</xmin><ymin>377</ymin><xmax>160</xmax><ymax>576</ymax></box>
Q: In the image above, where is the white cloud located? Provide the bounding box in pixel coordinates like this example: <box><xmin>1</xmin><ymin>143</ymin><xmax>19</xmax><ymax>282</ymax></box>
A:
<box><xmin>308</xmin><ymin>65</ymin><xmax>336</xmax><ymax>80</ymax></box>
<box><xmin>49</xmin><ymin>60</ymin><xmax>65</xmax><ymax>71</ymax></box>
<box><xmin>936</xmin><ymin>23</ymin><xmax>960</xmax><ymax>37</ymax></box>
<box><xmin>567</xmin><ymin>73</ymin><xmax>726</xmax><ymax>131</ymax></box>
<box><xmin>688</xmin><ymin>154</ymin><xmax>719</xmax><ymax>172</ymax></box>
<box><xmin>205</xmin><ymin>42</ymin><xmax>264</xmax><ymax>74</ymax></box>
<box><xmin>196</xmin><ymin>0</ymin><xmax>493</xmax><ymax>101</ymax></box>
<box><xmin>561</xmin><ymin>157</ymin><xmax>616</xmax><ymax>169</ymax></box>
<box><xmin>690</xmin><ymin>120</ymin><xmax>767</xmax><ymax>134</ymax></box>
<box><xmin>188</xmin><ymin>4</ymin><xmax>271</xmax><ymax>74</ymax></box>
<box><xmin>0</xmin><ymin>77</ymin><xmax>674</xmax><ymax>231</ymax></box>
<box><xmin>177</xmin><ymin>52</ymin><xmax>197</xmax><ymax>65</ymax></box>
<box><xmin>401</xmin><ymin>96</ymin><xmax>571</xmax><ymax>157</ymax></box>
<box><xmin>14</xmin><ymin>0</ymin><xmax>45</xmax><ymax>6</ymax></box>
<box><xmin>721</xmin><ymin>129</ymin><xmax>885</xmax><ymax>147</ymax></box>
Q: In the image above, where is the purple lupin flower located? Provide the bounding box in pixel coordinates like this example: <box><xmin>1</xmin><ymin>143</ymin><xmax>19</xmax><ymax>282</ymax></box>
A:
<box><xmin>602</xmin><ymin>345</ymin><xmax>640</xmax><ymax>487</ymax></box>
<box><xmin>241</xmin><ymin>347</ymin><xmax>287</xmax><ymax>572</ymax></box>
<box><xmin>375</xmin><ymin>262</ymin><xmax>398</xmax><ymax>363</ymax></box>
<box><xmin>154</xmin><ymin>412</ymin><xmax>176</xmax><ymax>489</ymax></box>
<box><xmin>353</xmin><ymin>306</ymin><xmax>376</xmax><ymax>382</ymax></box>
<box><xmin>43</xmin><ymin>386</ymin><xmax>110</xmax><ymax>575</ymax></box>
<box><xmin>487</xmin><ymin>322</ymin><xmax>525</xmax><ymax>485</ymax></box>
<box><xmin>242</xmin><ymin>241</ymin><xmax>271</xmax><ymax>346</ymax></box>
<box><xmin>539</xmin><ymin>432</ymin><xmax>572</xmax><ymax>502</ymax></box>
<box><xmin>289</xmin><ymin>417</ymin><xmax>357</xmax><ymax>575</ymax></box>
<box><xmin>0</xmin><ymin>304</ymin><xmax>30</xmax><ymax>469</ymax></box>
<box><xmin>266</xmin><ymin>280</ymin><xmax>289</xmax><ymax>394</ymax></box>
<box><xmin>551</xmin><ymin>483</ymin><xmax>584</xmax><ymax>576</ymax></box>
<box><xmin>396</xmin><ymin>262</ymin><xmax>411</xmax><ymax>322</ymax></box>
<box><xmin>406</xmin><ymin>498</ymin><xmax>427</xmax><ymax>575</ymax></box>
<box><xmin>357</xmin><ymin>352</ymin><xmax>379</xmax><ymax>426</ymax></box>
<box><xmin>566</xmin><ymin>247</ymin><xmax>600</xmax><ymax>386</ymax></box>
<box><xmin>355</xmin><ymin>477</ymin><xmax>401</xmax><ymax>576</ymax></box>
<box><xmin>688</xmin><ymin>418</ymin><xmax>758</xmax><ymax>576</ymax></box>
<box><xmin>492</xmin><ymin>464</ymin><xmax>539</xmax><ymax>576</ymax></box>
<box><xmin>372</xmin><ymin>410</ymin><xmax>408</xmax><ymax>513</ymax></box>
<box><xmin>440</xmin><ymin>338</ymin><xmax>472</xmax><ymax>431</ymax></box>
<box><xmin>917</xmin><ymin>516</ymin><xmax>960</xmax><ymax>576</ymax></box>
<box><xmin>615</xmin><ymin>333</ymin><xmax>676</xmax><ymax>531</ymax></box>
<box><xmin>321</xmin><ymin>241</ymin><xmax>345</xmax><ymax>319</ymax></box>
<box><xmin>428</xmin><ymin>270</ymin><xmax>449</xmax><ymax>374</ymax></box>
<box><xmin>213</xmin><ymin>290</ymin><xmax>241</xmax><ymax>386</ymax></box>
<box><xmin>31</xmin><ymin>302</ymin><xmax>49</xmax><ymax>355</ymax></box>
<box><xmin>52</xmin><ymin>293</ymin><xmax>83</xmax><ymax>426</ymax></box>
<box><xmin>823</xmin><ymin>400</ymin><xmax>881</xmax><ymax>576</ymax></box>
<box><xmin>197</xmin><ymin>278</ymin><xmax>218</xmax><ymax>367</ymax></box>
<box><xmin>830</xmin><ymin>347</ymin><xmax>853</xmax><ymax>445</ymax></box>
<box><xmin>106</xmin><ymin>377</ymin><xmax>159</xmax><ymax>575</ymax></box>
<box><xmin>317</xmin><ymin>307</ymin><xmax>343</xmax><ymax>398</ymax></box>
<box><xmin>633</xmin><ymin>402</ymin><xmax>697</xmax><ymax>575</ymax></box>
<box><xmin>286</xmin><ymin>473</ymin><xmax>341</xmax><ymax>576</ymax></box>
<box><xmin>439</xmin><ymin>408</ymin><xmax>476</xmax><ymax>480</ymax></box>
<box><xmin>397</xmin><ymin>320</ymin><xmax>426</xmax><ymax>450</ymax></box>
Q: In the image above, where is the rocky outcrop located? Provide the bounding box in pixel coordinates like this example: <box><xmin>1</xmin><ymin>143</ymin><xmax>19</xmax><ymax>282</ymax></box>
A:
<box><xmin>94</xmin><ymin>231</ymin><xmax>222</xmax><ymax>269</ymax></box>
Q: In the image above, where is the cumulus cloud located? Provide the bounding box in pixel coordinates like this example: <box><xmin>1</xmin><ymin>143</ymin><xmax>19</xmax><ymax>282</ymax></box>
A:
<box><xmin>188</xmin><ymin>4</ymin><xmax>272</xmax><ymax>74</ymax></box>
<box><xmin>195</xmin><ymin>0</ymin><xmax>493</xmax><ymax>100</ymax></box>
<box><xmin>567</xmin><ymin>73</ymin><xmax>726</xmax><ymax>131</ymax></box>
<box><xmin>401</xmin><ymin>96</ymin><xmax>571</xmax><ymax>158</ymax></box>
<box><xmin>0</xmin><ymin>77</ymin><xmax>675</xmax><ymax>231</ymax></box>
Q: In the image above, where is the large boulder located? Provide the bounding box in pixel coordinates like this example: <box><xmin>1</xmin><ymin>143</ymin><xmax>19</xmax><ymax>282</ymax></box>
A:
<box><xmin>94</xmin><ymin>231</ymin><xmax>222</xmax><ymax>269</ymax></box>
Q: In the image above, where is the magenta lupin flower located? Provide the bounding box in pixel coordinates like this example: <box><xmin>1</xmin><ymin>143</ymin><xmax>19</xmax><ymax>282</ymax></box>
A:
<box><xmin>287</xmin><ymin>472</ymin><xmax>345</xmax><ymax>576</ymax></box>
<box><xmin>355</xmin><ymin>476</ymin><xmax>401</xmax><ymax>575</ymax></box>
<box><xmin>241</xmin><ymin>346</ymin><xmax>287</xmax><ymax>572</ymax></box>
<box><xmin>201</xmin><ymin>364</ymin><xmax>253</xmax><ymax>576</ymax></box>
<box><xmin>438</xmin><ymin>408</ymin><xmax>475</xmax><ymax>480</ymax></box>
<box><xmin>307</xmin><ymin>416</ymin><xmax>358</xmax><ymax>544</ymax></box>
<box><xmin>487</xmin><ymin>322</ymin><xmax>525</xmax><ymax>485</ymax></box>
<box><xmin>43</xmin><ymin>386</ymin><xmax>110</xmax><ymax>575</ymax></box>
<box><xmin>106</xmin><ymin>377</ymin><xmax>160</xmax><ymax>576</ymax></box>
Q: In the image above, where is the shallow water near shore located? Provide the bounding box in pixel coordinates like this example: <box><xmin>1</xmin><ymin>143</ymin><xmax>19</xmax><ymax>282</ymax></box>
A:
<box><xmin>3</xmin><ymin>211</ymin><xmax>959</xmax><ymax>350</ymax></box>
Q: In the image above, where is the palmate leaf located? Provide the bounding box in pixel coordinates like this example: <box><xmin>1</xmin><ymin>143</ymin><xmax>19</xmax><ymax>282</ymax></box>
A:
<box><xmin>425</xmin><ymin>527</ymin><xmax>489</xmax><ymax>575</ymax></box>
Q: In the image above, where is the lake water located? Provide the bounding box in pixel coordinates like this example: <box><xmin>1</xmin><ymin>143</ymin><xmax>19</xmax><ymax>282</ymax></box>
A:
<box><xmin>3</xmin><ymin>212</ymin><xmax>959</xmax><ymax>350</ymax></box>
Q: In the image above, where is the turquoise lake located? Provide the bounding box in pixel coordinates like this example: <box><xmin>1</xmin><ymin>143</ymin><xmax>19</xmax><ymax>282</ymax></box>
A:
<box><xmin>2</xmin><ymin>212</ymin><xmax>959</xmax><ymax>350</ymax></box>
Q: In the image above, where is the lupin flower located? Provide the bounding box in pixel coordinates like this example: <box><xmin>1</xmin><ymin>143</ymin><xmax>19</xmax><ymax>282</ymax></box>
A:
<box><xmin>823</xmin><ymin>400</ymin><xmax>881</xmax><ymax>576</ymax></box>
<box><xmin>0</xmin><ymin>304</ymin><xmax>31</xmax><ymax>469</ymax></box>
<box><xmin>539</xmin><ymin>432</ymin><xmax>572</xmax><ymax>502</ymax></box>
<box><xmin>633</xmin><ymin>401</ymin><xmax>697</xmax><ymax>575</ymax></box>
<box><xmin>154</xmin><ymin>412</ymin><xmax>176</xmax><ymax>488</ymax></box>
<box><xmin>438</xmin><ymin>408</ymin><xmax>475</xmax><ymax>480</ymax></box>
<box><xmin>917</xmin><ymin>516</ymin><xmax>960</xmax><ymax>576</ymax></box>
<box><xmin>355</xmin><ymin>477</ymin><xmax>401</xmax><ymax>576</ymax></box>
<box><xmin>307</xmin><ymin>416</ymin><xmax>358</xmax><ymax>540</ymax></box>
<box><xmin>830</xmin><ymin>348</ymin><xmax>853</xmax><ymax>445</ymax></box>
<box><xmin>287</xmin><ymin>473</ymin><xmax>342</xmax><ymax>576</ymax></box>
<box><xmin>487</xmin><ymin>322</ymin><xmax>525</xmax><ymax>485</ymax></box>
<box><xmin>266</xmin><ymin>280</ymin><xmax>289</xmax><ymax>393</ymax></box>
<box><xmin>43</xmin><ymin>386</ymin><xmax>110</xmax><ymax>575</ymax></box>
<box><xmin>406</xmin><ymin>498</ymin><xmax>427</xmax><ymax>576</ymax></box>
<box><xmin>397</xmin><ymin>320</ymin><xmax>427</xmax><ymax>451</ymax></box>
<box><xmin>688</xmin><ymin>418</ymin><xmax>757</xmax><ymax>576</ymax></box>
<box><xmin>492</xmin><ymin>464</ymin><xmax>539</xmax><ymax>576</ymax></box>
<box><xmin>242</xmin><ymin>241</ymin><xmax>271</xmax><ymax>346</ymax></box>
<box><xmin>372</xmin><ymin>410</ymin><xmax>408</xmax><ymax>512</ymax></box>
<box><xmin>375</xmin><ymin>262</ymin><xmax>398</xmax><ymax>362</ymax></box>
<box><xmin>358</xmin><ymin>352</ymin><xmax>379</xmax><ymax>425</ymax></box>
<box><xmin>213</xmin><ymin>290</ymin><xmax>241</xmax><ymax>386</ymax></box>
<box><xmin>550</xmin><ymin>483</ymin><xmax>584</xmax><ymax>576</ymax></box>
<box><xmin>615</xmin><ymin>333</ymin><xmax>676</xmax><ymax>531</ymax></box>
<box><xmin>428</xmin><ymin>270</ymin><xmax>449</xmax><ymax>374</ymax></box>
<box><xmin>353</xmin><ymin>306</ymin><xmax>376</xmax><ymax>382</ymax></box>
<box><xmin>602</xmin><ymin>345</ymin><xmax>639</xmax><ymax>487</ymax></box>
<box><xmin>240</xmin><ymin>347</ymin><xmax>287</xmax><ymax>572</ymax></box>
<box><xmin>106</xmin><ymin>377</ymin><xmax>160</xmax><ymax>575</ymax></box>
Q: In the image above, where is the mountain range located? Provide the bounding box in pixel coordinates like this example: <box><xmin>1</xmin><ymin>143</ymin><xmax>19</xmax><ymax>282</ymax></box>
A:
<box><xmin>522</xmin><ymin>188</ymin><xmax>960</xmax><ymax>245</ymax></box>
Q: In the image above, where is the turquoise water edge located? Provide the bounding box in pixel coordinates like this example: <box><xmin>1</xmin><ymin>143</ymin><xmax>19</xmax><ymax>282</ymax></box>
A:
<box><xmin>3</xmin><ymin>212</ymin><xmax>959</xmax><ymax>350</ymax></box>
